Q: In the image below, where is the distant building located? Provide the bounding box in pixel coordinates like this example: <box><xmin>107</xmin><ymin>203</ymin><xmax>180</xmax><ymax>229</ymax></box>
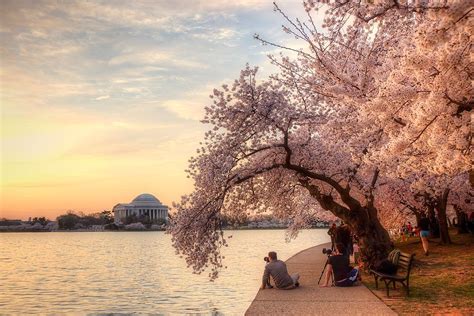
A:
<box><xmin>113</xmin><ymin>193</ymin><xmax>168</xmax><ymax>224</ymax></box>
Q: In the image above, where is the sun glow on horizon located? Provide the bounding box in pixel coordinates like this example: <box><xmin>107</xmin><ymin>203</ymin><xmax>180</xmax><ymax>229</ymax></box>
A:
<box><xmin>0</xmin><ymin>0</ymin><xmax>313</xmax><ymax>220</ymax></box>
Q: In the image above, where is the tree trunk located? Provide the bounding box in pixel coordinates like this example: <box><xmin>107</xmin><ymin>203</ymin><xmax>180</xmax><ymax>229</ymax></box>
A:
<box><xmin>455</xmin><ymin>207</ymin><xmax>469</xmax><ymax>234</ymax></box>
<box><xmin>348</xmin><ymin>205</ymin><xmax>393</xmax><ymax>266</ymax></box>
<box><xmin>427</xmin><ymin>204</ymin><xmax>440</xmax><ymax>238</ymax></box>
<box><xmin>414</xmin><ymin>212</ymin><xmax>422</xmax><ymax>227</ymax></box>
<box><xmin>436</xmin><ymin>188</ymin><xmax>452</xmax><ymax>244</ymax></box>
<box><xmin>303</xmin><ymin>183</ymin><xmax>392</xmax><ymax>265</ymax></box>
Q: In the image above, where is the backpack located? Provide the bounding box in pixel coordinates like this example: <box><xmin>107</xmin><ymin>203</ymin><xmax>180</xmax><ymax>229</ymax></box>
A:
<box><xmin>335</xmin><ymin>268</ymin><xmax>359</xmax><ymax>287</ymax></box>
<box><xmin>374</xmin><ymin>258</ymin><xmax>398</xmax><ymax>275</ymax></box>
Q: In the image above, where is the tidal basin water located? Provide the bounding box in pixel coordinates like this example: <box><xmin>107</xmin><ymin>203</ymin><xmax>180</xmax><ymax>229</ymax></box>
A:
<box><xmin>0</xmin><ymin>229</ymin><xmax>329</xmax><ymax>314</ymax></box>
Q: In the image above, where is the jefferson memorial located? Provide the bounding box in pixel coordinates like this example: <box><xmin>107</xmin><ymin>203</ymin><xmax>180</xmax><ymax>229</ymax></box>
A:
<box><xmin>113</xmin><ymin>193</ymin><xmax>169</xmax><ymax>223</ymax></box>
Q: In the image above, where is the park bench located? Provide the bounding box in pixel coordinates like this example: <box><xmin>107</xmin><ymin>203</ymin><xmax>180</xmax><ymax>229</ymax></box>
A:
<box><xmin>370</xmin><ymin>251</ymin><xmax>415</xmax><ymax>297</ymax></box>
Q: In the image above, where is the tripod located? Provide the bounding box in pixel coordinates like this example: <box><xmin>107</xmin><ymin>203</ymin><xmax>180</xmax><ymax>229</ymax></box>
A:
<box><xmin>317</xmin><ymin>257</ymin><xmax>334</xmax><ymax>285</ymax></box>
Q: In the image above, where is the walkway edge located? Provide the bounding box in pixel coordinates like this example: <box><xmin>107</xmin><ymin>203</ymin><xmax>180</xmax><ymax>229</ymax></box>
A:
<box><xmin>245</xmin><ymin>243</ymin><xmax>396</xmax><ymax>315</ymax></box>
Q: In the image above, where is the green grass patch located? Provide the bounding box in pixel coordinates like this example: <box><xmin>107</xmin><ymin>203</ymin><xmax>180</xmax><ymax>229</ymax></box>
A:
<box><xmin>452</xmin><ymin>283</ymin><xmax>474</xmax><ymax>299</ymax></box>
<box><xmin>362</xmin><ymin>230</ymin><xmax>474</xmax><ymax>315</ymax></box>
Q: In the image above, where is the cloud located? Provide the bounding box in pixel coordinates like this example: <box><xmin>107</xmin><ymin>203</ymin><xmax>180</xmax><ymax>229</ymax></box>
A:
<box><xmin>1</xmin><ymin>0</ymin><xmax>320</xmax><ymax>218</ymax></box>
<box><xmin>121</xmin><ymin>87</ymin><xmax>147</xmax><ymax>94</ymax></box>
<box><xmin>108</xmin><ymin>50</ymin><xmax>208</xmax><ymax>70</ymax></box>
<box><xmin>62</xmin><ymin>117</ymin><xmax>197</xmax><ymax>157</ymax></box>
<box><xmin>0</xmin><ymin>65</ymin><xmax>98</xmax><ymax>108</ymax></box>
<box><xmin>160</xmin><ymin>99</ymin><xmax>206</xmax><ymax>121</ymax></box>
<box><xmin>191</xmin><ymin>27</ymin><xmax>241</xmax><ymax>46</ymax></box>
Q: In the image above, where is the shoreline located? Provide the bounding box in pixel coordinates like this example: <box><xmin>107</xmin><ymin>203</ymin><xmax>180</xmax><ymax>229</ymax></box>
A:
<box><xmin>0</xmin><ymin>227</ymin><xmax>330</xmax><ymax>233</ymax></box>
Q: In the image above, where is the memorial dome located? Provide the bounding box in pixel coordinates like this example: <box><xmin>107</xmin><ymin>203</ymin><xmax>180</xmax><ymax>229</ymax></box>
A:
<box><xmin>113</xmin><ymin>193</ymin><xmax>169</xmax><ymax>224</ymax></box>
<box><xmin>132</xmin><ymin>193</ymin><xmax>161</xmax><ymax>204</ymax></box>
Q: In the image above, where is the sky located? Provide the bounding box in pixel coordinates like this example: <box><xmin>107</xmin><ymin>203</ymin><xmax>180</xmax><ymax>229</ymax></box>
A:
<box><xmin>0</xmin><ymin>0</ymin><xmax>318</xmax><ymax>220</ymax></box>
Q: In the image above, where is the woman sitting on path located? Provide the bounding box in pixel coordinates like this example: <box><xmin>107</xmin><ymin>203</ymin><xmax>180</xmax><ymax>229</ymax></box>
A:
<box><xmin>320</xmin><ymin>243</ymin><xmax>359</xmax><ymax>287</ymax></box>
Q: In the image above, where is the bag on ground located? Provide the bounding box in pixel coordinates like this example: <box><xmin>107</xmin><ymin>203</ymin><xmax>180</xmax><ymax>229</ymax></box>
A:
<box><xmin>335</xmin><ymin>268</ymin><xmax>359</xmax><ymax>287</ymax></box>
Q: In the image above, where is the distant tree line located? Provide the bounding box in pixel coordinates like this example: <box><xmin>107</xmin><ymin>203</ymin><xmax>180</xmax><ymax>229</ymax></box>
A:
<box><xmin>55</xmin><ymin>211</ymin><xmax>168</xmax><ymax>230</ymax></box>
<box><xmin>56</xmin><ymin>210</ymin><xmax>114</xmax><ymax>230</ymax></box>
<box><xmin>216</xmin><ymin>213</ymin><xmax>328</xmax><ymax>228</ymax></box>
<box><xmin>31</xmin><ymin>217</ymin><xmax>49</xmax><ymax>226</ymax></box>
<box><xmin>0</xmin><ymin>217</ymin><xmax>51</xmax><ymax>226</ymax></box>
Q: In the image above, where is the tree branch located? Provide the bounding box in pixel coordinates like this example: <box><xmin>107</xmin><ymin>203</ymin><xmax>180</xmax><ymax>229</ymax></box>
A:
<box><xmin>410</xmin><ymin>115</ymin><xmax>439</xmax><ymax>145</ymax></box>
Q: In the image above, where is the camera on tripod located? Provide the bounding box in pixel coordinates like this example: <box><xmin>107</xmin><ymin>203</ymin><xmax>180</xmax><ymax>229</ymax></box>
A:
<box><xmin>322</xmin><ymin>248</ymin><xmax>333</xmax><ymax>256</ymax></box>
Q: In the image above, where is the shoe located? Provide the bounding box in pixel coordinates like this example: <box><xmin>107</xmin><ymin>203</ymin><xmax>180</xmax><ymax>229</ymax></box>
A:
<box><xmin>295</xmin><ymin>282</ymin><xmax>300</xmax><ymax>287</ymax></box>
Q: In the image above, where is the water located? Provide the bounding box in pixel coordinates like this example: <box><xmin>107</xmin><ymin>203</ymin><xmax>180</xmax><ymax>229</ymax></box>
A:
<box><xmin>0</xmin><ymin>229</ymin><xmax>329</xmax><ymax>315</ymax></box>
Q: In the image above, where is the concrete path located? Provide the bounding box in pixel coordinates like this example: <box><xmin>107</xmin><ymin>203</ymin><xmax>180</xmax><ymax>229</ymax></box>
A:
<box><xmin>245</xmin><ymin>243</ymin><xmax>396</xmax><ymax>316</ymax></box>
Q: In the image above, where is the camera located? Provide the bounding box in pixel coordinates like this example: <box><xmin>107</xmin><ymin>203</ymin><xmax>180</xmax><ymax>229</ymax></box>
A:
<box><xmin>322</xmin><ymin>248</ymin><xmax>332</xmax><ymax>256</ymax></box>
<box><xmin>264</xmin><ymin>256</ymin><xmax>270</xmax><ymax>263</ymax></box>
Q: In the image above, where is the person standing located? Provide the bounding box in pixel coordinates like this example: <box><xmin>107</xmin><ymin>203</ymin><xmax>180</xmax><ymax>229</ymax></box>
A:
<box><xmin>419</xmin><ymin>215</ymin><xmax>430</xmax><ymax>255</ymax></box>
<box><xmin>400</xmin><ymin>223</ymin><xmax>407</xmax><ymax>242</ymax></box>
<box><xmin>335</xmin><ymin>223</ymin><xmax>352</xmax><ymax>257</ymax></box>
<box><xmin>468</xmin><ymin>211</ymin><xmax>474</xmax><ymax>234</ymax></box>
<box><xmin>328</xmin><ymin>223</ymin><xmax>337</xmax><ymax>250</ymax></box>
<box><xmin>406</xmin><ymin>222</ymin><xmax>413</xmax><ymax>237</ymax></box>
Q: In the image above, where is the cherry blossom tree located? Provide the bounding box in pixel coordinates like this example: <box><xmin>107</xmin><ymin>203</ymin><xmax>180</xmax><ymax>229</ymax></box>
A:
<box><xmin>449</xmin><ymin>173</ymin><xmax>473</xmax><ymax>234</ymax></box>
<box><xmin>375</xmin><ymin>171</ymin><xmax>472</xmax><ymax>242</ymax></box>
<box><xmin>261</xmin><ymin>0</ymin><xmax>472</xmax><ymax>242</ymax></box>
<box><xmin>169</xmin><ymin>66</ymin><xmax>392</xmax><ymax>278</ymax></box>
<box><xmin>375</xmin><ymin>178</ymin><xmax>425</xmax><ymax>227</ymax></box>
<box><xmin>169</xmin><ymin>0</ymin><xmax>472</xmax><ymax>277</ymax></box>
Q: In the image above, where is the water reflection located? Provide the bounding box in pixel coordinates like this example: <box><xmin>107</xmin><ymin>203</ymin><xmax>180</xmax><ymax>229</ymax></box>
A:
<box><xmin>0</xmin><ymin>230</ymin><xmax>329</xmax><ymax>314</ymax></box>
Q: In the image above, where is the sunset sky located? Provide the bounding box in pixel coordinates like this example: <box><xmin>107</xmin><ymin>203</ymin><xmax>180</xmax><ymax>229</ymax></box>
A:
<box><xmin>1</xmin><ymin>0</ymin><xmax>314</xmax><ymax>220</ymax></box>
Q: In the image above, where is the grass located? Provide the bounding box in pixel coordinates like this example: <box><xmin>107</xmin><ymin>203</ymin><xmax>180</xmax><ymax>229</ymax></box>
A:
<box><xmin>361</xmin><ymin>230</ymin><xmax>474</xmax><ymax>315</ymax></box>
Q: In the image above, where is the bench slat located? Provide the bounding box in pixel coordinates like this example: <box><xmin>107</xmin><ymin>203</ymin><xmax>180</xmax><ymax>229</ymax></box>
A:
<box><xmin>398</xmin><ymin>257</ymin><xmax>410</xmax><ymax>263</ymax></box>
<box><xmin>398</xmin><ymin>260</ymin><xmax>410</xmax><ymax>268</ymax></box>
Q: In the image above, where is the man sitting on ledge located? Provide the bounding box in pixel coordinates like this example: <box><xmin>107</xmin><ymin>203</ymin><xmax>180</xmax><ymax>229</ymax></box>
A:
<box><xmin>260</xmin><ymin>251</ymin><xmax>300</xmax><ymax>290</ymax></box>
<box><xmin>321</xmin><ymin>243</ymin><xmax>359</xmax><ymax>287</ymax></box>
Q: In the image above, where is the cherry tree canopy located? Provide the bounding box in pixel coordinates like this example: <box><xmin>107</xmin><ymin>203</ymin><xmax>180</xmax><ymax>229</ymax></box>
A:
<box><xmin>170</xmin><ymin>65</ymin><xmax>391</xmax><ymax>279</ymax></box>
<box><xmin>169</xmin><ymin>0</ymin><xmax>473</xmax><ymax>278</ymax></box>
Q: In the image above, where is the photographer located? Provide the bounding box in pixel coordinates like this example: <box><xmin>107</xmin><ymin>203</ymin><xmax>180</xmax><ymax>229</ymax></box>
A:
<box><xmin>320</xmin><ymin>243</ymin><xmax>359</xmax><ymax>287</ymax></box>
<box><xmin>260</xmin><ymin>251</ymin><xmax>300</xmax><ymax>290</ymax></box>
<box><xmin>335</xmin><ymin>223</ymin><xmax>352</xmax><ymax>257</ymax></box>
<box><xmin>263</xmin><ymin>256</ymin><xmax>273</xmax><ymax>288</ymax></box>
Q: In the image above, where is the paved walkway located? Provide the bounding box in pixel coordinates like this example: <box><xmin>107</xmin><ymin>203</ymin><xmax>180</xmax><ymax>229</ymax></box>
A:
<box><xmin>245</xmin><ymin>243</ymin><xmax>396</xmax><ymax>316</ymax></box>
